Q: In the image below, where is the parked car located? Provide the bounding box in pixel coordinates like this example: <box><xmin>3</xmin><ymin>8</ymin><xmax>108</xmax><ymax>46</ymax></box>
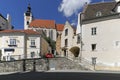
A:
<box><xmin>45</xmin><ymin>53</ymin><xmax>54</xmax><ymax>58</ymax></box>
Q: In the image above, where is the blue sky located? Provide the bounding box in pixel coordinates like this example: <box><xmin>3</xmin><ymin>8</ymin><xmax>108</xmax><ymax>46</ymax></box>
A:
<box><xmin>0</xmin><ymin>0</ymin><xmax>113</xmax><ymax>29</ymax></box>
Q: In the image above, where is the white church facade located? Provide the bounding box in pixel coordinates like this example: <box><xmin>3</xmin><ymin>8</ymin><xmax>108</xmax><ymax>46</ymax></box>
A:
<box><xmin>24</xmin><ymin>4</ymin><xmax>59</xmax><ymax>42</ymax></box>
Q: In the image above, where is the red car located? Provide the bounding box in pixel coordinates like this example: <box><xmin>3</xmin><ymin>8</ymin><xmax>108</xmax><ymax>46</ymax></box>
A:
<box><xmin>45</xmin><ymin>53</ymin><xmax>54</xmax><ymax>58</ymax></box>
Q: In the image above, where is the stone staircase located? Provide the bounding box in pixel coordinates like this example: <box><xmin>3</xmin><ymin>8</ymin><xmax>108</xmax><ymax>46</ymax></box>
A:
<box><xmin>48</xmin><ymin>57</ymin><xmax>90</xmax><ymax>70</ymax></box>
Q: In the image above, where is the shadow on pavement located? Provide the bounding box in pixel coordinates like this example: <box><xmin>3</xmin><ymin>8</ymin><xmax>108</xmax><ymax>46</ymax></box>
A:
<box><xmin>0</xmin><ymin>71</ymin><xmax>120</xmax><ymax>80</ymax></box>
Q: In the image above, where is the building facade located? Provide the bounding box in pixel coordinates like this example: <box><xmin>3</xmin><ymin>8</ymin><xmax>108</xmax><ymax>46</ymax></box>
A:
<box><xmin>60</xmin><ymin>21</ymin><xmax>80</xmax><ymax>59</ymax></box>
<box><xmin>56</xmin><ymin>24</ymin><xmax>64</xmax><ymax>55</ymax></box>
<box><xmin>0</xmin><ymin>30</ymin><xmax>50</xmax><ymax>61</ymax></box>
<box><xmin>24</xmin><ymin>4</ymin><xmax>58</xmax><ymax>41</ymax></box>
<box><xmin>79</xmin><ymin>1</ymin><xmax>120</xmax><ymax>66</ymax></box>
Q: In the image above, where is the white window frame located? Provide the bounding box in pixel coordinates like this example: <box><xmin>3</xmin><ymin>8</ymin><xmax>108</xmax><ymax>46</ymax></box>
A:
<box><xmin>30</xmin><ymin>39</ymin><xmax>36</xmax><ymax>47</ymax></box>
<box><xmin>91</xmin><ymin>27</ymin><xmax>97</xmax><ymax>35</ymax></box>
<box><xmin>9</xmin><ymin>39</ymin><xmax>16</xmax><ymax>46</ymax></box>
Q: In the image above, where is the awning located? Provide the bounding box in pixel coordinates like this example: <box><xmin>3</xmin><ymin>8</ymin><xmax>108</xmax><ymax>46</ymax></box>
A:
<box><xmin>69</xmin><ymin>47</ymin><xmax>80</xmax><ymax>57</ymax></box>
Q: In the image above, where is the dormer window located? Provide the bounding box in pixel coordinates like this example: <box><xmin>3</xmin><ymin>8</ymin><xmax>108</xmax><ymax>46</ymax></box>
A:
<box><xmin>96</xmin><ymin>11</ymin><xmax>102</xmax><ymax>17</ymax></box>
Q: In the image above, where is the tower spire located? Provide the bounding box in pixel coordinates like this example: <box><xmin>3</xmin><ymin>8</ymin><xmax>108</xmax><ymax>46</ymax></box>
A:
<box><xmin>26</xmin><ymin>3</ymin><xmax>31</xmax><ymax>13</ymax></box>
<box><xmin>24</xmin><ymin>3</ymin><xmax>33</xmax><ymax>30</ymax></box>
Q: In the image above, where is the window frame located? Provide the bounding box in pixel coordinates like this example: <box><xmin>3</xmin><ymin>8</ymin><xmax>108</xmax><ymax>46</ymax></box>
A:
<box><xmin>91</xmin><ymin>27</ymin><xmax>97</xmax><ymax>35</ymax></box>
<box><xmin>8</xmin><ymin>39</ymin><xmax>17</xmax><ymax>47</ymax></box>
<box><xmin>30</xmin><ymin>39</ymin><xmax>36</xmax><ymax>48</ymax></box>
<box><xmin>65</xmin><ymin>29</ymin><xmax>68</xmax><ymax>36</ymax></box>
<box><xmin>65</xmin><ymin>39</ymin><xmax>68</xmax><ymax>47</ymax></box>
<box><xmin>91</xmin><ymin>44</ymin><xmax>97</xmax><ymax>51</ymax></box>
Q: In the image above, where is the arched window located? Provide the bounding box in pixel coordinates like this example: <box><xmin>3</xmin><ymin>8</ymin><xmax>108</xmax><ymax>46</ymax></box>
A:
<box><xmin>65</xmin><ymin>29</ymin><xmax>68</xmax><ymax>36</ymax></box>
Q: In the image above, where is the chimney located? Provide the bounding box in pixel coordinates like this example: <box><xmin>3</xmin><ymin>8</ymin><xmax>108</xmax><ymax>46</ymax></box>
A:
<box><xmin>76</xmin><ymin>13</ymin><xmax>81</xmax><ymax>34</ymax></box>
<box><xmin>7</xmin><ymin>14</ymin><xmax>11</xmax><ymax>24</ymax></box>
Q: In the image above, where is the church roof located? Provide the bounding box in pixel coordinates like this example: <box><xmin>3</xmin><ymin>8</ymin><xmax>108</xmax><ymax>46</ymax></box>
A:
<box><xmin>56</xmin><ymin>24</ymin><xmax>64</xmax><ymax>31</ymax></box>
<box><xmin>29</xmin><ymin>19</ymin><xmax>56</xmax><ymax>29</ymax></box>
<box><xmin>82</xmin><ymin>2</ymin><xmax>116</xmax><ymax>20</ymax></box>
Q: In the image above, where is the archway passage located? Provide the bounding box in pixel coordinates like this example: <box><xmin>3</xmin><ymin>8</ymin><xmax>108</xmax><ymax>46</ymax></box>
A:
<box><xmin>69</xmin><ymin>46</ymin><xmax>80</xmax><ymax>57</ymax></box>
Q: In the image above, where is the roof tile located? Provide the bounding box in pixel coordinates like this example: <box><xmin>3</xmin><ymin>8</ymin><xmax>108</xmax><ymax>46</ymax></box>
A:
<box><xmin>29</xmin><ymin>19</ymin><xmax>55</xmax><ymax>29</ymax></box>
<box><xmin>56</xmin><ymin>24</ymin><xmax>64</xmax><ymax>31</ymax></box>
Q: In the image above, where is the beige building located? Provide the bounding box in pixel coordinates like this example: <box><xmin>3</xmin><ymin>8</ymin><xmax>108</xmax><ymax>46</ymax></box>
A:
<box><xmin>56</xmin><ymin>24</ymin><xmax>64</xmax><ymax>55</ymax></box>
<box><xmin>60</xmin><ymin>21</ymin><xmax>80</xmax><ymax>59</ymax></box>
<box><xmin>0</xmin><ymin>29</ymin><xmax>50</xmax><ymax>61</ymax></box>
<box><xmin>79</xmin><ymin>1</ymin><xmax>120</xmax><ymax>67</ymax></box>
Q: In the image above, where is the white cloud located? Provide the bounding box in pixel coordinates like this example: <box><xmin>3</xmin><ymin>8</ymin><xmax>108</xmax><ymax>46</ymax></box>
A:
<box><xmin>58</xmin><ymin>0</ymin><xmax>91</xmax><ymax>17</ymax></box>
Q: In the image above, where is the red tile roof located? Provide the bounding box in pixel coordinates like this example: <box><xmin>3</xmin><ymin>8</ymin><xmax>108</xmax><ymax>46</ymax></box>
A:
<box><xmin>56</xmin><ymin>24</ymin><xmax>64</xmax><ymax>31</ymax></box>
<box><xmin>29</xmin><ymin>19</ymin><xmax>56</xmax><ymax>29</ymax></box>
<box><xmin>0</xmin><ymin>29</ymin><xmax>40</xmax><ymax>35</ymax></box>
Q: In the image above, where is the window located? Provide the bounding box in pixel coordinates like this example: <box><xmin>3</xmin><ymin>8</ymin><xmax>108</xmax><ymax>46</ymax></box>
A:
<box><xmin>77</xmin><ymin>34</ymin><xmax>81</xmax><ymax>44</ymax></box>
<box><xmin>8</xmin><ymin>39</ymin><xmax>17</xmax><ymax>47</ymax></box>
<box><xmin>91</xmin><ymin>27</ymin><xmax>97</xmax><ymax>35</ymax></box>
<box><xmin>31</xmin><ymin>52</ymin><xmax>35</xmax><ymax>58</ymax></box>
<box><xmin>2</xmin><ymin>23</ymin><xmax>5</xmax><ymax>25</ymax></box>
<box><xmin>65</xmin><ymin>29</ymin><xmax>68</xmax><ymax>36</ymax></box>
<box><xmin>65</xmin><ymin>39</ymin><xmax>68</xmax><ymax>47</ymax></box>
<box><xmin>50</xmin><ymin>30</ymin><xmax>53</xmax><ymax>40</ymax></box>
<box><xmin>91</xmin><ymin>44</ymin><xmax>96</xmax><ymax>51</ymax></box>
<box><xmin>27</xmin><ymin>21</ymin><xmax>29</xmax><ymax>25</ymax></box>
<box><xmin>115</xmin><ymin>41</ymin><xmax>120</xmax><ymax>48</ymax></box>
<box><xmin>30</xmin><ymin>39</ymin><xmax>36</xmax><ymax>48</ymax></box>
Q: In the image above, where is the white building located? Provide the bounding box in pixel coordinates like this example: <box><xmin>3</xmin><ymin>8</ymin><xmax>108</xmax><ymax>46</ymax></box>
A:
<box><xmin>79</xmin><ymin>1</ymin><xmax>120</xmax><ymax>66</ymax></box>
<box><xmin>0</xmin><ymin>29</ymin><xmax>47</xmax><ymax>61</ymax></box>
<box><xmin>24</xmin><ymin>4</ymin><xmax>57</xmax><ymax>41</ymax></box>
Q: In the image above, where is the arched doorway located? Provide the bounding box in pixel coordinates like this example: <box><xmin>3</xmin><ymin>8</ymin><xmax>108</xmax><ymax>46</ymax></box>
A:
<box><xmin>61</xmin><ymin>47</ymin><xmax>68</xmax><ymax>57</ymax></box>
<box><xmin>69</xmin><ymin>46</ymin><xmax>80</xmax><ymax>57</ymax></box>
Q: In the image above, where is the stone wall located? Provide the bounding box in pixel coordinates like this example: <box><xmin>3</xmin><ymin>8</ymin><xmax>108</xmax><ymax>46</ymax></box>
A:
<box><xmin>0</xmin><ymin>58</ymin><xmax>86</xmax><ymax>73</ymax></box>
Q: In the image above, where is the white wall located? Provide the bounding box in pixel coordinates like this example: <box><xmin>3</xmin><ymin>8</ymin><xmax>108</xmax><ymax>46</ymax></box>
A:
<box><xmin>82</xmin><ymin>18</ymin><xmax>120</xmax><ymax>66</ymax></box>
<box><xmin>26</xmin><ymin>35</ymin><xmax>41</xmax><ymax>58</ymax></box>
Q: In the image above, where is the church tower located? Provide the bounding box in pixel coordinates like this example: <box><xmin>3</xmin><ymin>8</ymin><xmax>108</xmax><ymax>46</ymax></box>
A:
<box><xmin>24</xmin><ymin>4</ymin><xmax>33</xmax><ymax>30</ymax></box>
